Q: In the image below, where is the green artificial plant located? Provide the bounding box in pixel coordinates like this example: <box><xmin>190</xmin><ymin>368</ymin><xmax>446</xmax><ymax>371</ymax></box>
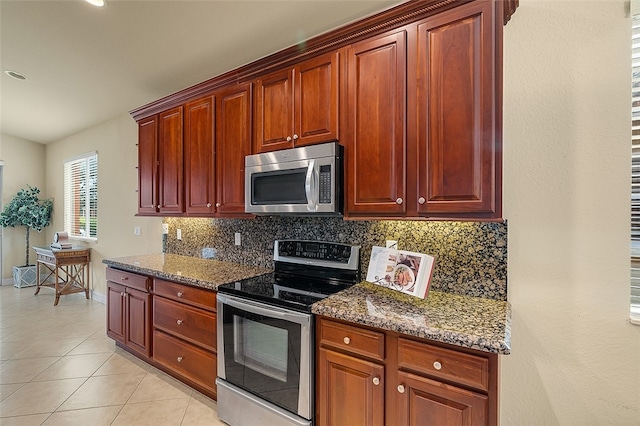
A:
<box><xmin>0</xmin><ymin>186</ymin><xmax>53</xmax><ymax>266</ymax></box>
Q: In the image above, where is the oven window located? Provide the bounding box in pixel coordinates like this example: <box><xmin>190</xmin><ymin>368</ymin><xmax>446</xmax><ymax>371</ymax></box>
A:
<box><xmin>251</xmin><ymin>168</ymin><xmax>308</xmax><ymax>205</ymax></box>
<box><xmin>234</xmin><ymin>316</ymin><xmax>288</xmax><ymax>382</ymax></box>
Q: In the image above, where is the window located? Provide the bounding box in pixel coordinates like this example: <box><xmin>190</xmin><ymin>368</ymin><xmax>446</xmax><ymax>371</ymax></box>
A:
<box><xmin>631</xmin><ymin>7</ymin><xmax>640</xmax><ymax>323</ymax></box>
<box><xmin>64</xmin><ymin>152</ymin><xmax>98</xmax><ymax>240</ymax></box>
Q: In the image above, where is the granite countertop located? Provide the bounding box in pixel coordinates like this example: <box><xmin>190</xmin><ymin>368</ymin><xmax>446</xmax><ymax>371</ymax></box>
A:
<box><xmin>312</xmin><ymin>281</ymin><xmax>511</xmax><ymax>355</ymax></box>
<box><xmin>102</xmin><ymin>253</ymin><xmax>271</xmax><ymax>291</ymax></box>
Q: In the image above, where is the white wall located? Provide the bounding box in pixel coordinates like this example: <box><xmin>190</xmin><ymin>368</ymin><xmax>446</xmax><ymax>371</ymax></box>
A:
<box><xmin>0</xmin><ymin>133</ymin><xmax>47</xmax><ymax>278</ymax></box>
<box><xmin>44</xmin><ymin>114</ymin><xmax>162</xmax><ymax>298</ymax></box>
<box><xmin>502</xmin><ymin>0</ymin><xmax>640</xmax><ymax>424</ymax></box>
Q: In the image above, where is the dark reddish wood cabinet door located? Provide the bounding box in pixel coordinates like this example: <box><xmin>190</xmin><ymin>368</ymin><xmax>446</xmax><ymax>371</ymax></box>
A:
<box><xmin>295</xmin><ymin>52</ymin><xmax>339</xmax><ymax>147</ymax></box>
<box><xmin>215</xmin><ymin>83</ymin><xmax>252</xmax><ymax>215</ymax></box>
<box><xmin>346</xmin><ymin>29</ymin><xmax>407</xmax><ymax>216</ymax></box>
<box><xmin>396</xmin><ymin>371</ymin><xmax>488</xmax><ymax>426</ymax></box>
<box><xmin>254</xmin><ymin>68</ymin><xmax>294</xmax><ymax>153</ymax></box>
<box><xmin>416</xmin><ymin>1</ymin><xmax>500</xmax><ymax>217</ymax></box>
<box><xmin>106</xmin><ymin>282</ymin><xmax>125</xmax><ymax>344</ymax></box>
<box><xmin>137</xmin><ymin>116</ymin><xmax>158</xmax><ymax>215</ymax></box>
<box><xmin>125</xmin><ymin>287</ymin><xmax>152</xmax><ymax>358</ymax></box>
<box><xmin>158</xmin><ymin>106</ymin><xmax>184</xmax><ymax>215</ymax></box>
<box><xmin>185</xmin><ymin>96</ymin><xmax>215</xmax><ymax>215</ymax></box>
<box><xmin>316</xmin><ymin>348</ymin><xmax>385</xmax><ymax>426</ymax></box>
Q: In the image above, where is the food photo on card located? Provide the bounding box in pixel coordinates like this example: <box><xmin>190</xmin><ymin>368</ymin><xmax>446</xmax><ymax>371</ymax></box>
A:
<box><xmin>366</xmin><ymin>246</ymin><xmax>436</xmax><ymax>299</ymax></box>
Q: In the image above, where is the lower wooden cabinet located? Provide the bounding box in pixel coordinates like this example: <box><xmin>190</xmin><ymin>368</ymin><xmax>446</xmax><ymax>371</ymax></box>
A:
<box><xmin>316</xmin><ymin>317</ymin><xmax>499</xmax><ymax>426</ymax></box>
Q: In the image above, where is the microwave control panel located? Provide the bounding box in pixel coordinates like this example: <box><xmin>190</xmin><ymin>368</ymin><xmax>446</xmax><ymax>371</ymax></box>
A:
<box><xmin>319</xmin><ymin>165</ymin><xmax>332</xmax><ymax>204</ymax></box>
<box><xmin>277</xmin><ymin>240</ymin><xmax>353</xmax><ymax>263</ymax></box>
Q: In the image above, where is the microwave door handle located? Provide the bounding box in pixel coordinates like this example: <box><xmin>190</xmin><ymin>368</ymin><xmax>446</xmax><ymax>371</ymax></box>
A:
<box><xmin>305</xmin><ymin>160</ymin><xmax>318</xmax><ymax>212</ymax></box>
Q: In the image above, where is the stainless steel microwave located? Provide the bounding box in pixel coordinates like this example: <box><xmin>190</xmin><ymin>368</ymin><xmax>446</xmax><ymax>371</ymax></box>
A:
<box><xmin>244</xmin><ymin>142</ymin><xmax>342</xmax><ymax>215</ymax></box>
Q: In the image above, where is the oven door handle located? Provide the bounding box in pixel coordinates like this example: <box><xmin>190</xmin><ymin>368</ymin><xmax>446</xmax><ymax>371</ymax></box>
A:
<box><xmin>217</xmin><ymin>293</ymin><xmax>311</xmax><ymax>325</ymax></box>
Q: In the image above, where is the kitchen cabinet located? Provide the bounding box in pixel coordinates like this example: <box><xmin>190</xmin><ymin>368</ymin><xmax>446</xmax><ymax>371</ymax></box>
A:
<box><xmin>215</xmin><ymin>82</ymin><xmax>253</xmax><ymax>215</ymax></box>
<box><xmin>185</xmin><ymin>96</ymin><xmax>215</xmax><ymax>215</ymax></box>
<box><xmin>254</xmin><ymin>52</ymin><xmax>339</xmax><ymax>153</ymax></box>
<box><xmin>136</xmin><ymin>106</ymin><xmax>184</xmax><ymax>215</ymax></box>
<box><xmin>152</xmin><ymin>278</ymin><xmax>218</xmax><ymax>399</ymax></box>
<box><xmin>316</xmin><ymin>317</ymin><xmax>499</xmax><ymax>426</ymax></box>
<box><xmin>345</xmin><ymin>0</ymin><xmax>502</xmax><ymax>219</ymax></box>
<box><xmin>106</xmin><ymin>268</ymin><xmax>152</xmax><ymax>359</ymax></box>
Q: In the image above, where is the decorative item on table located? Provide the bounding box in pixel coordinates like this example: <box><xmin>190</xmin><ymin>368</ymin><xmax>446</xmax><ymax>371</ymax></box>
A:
<box><xmin>51</xmin><ymin>231</ymin><xmax>72</xmax><ymax>249</ymax></box>
<box><xmin>366</xmin><ymin>246</ymin><xmax>435</xmax><ymax>299</ymax></box>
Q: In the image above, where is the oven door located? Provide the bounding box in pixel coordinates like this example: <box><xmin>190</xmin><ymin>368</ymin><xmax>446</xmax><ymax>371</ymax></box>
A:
<box><xmin>217</xmin><ymin>293</ymin><xmax>313</xmax><ymax>420</ymax></box>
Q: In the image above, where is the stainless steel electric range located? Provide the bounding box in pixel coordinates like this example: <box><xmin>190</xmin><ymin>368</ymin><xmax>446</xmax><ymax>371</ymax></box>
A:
<box><xmin>216</xmin><ymin>240</ymin><xmax>360</xmax><ymax>426</ymax></box>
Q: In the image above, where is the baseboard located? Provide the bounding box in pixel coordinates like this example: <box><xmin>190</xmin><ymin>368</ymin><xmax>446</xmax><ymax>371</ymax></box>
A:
<box><xmin>2</xmin><ymin>278</ymin><xmax>14</xmax><ymax>286</ymax></box>
<box><xmin>91</xmin><ymin>290</ymin><xmax>106</xmax><ymax>304</ymax></box>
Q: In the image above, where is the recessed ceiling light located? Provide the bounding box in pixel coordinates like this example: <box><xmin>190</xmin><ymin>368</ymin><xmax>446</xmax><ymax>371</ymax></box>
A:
<box><xmin>4</xmin><ymin>70</ymin><xmax>26</xmax><ymax>80</ymax></box>
<box><xmin>86</xmin><ymin>0</ymin><xmax>106</xmax><ymax>7</ymax></box>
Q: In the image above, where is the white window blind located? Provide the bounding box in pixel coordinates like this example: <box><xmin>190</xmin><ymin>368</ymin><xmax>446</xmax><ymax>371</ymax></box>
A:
<box><xmin>64</xmin><ymin>152</ymin><xmax>98</xmax><ymax>240</ymax></box>
<box><xmin>631</xmin><ymin>12</ymin><xmax>640</xmax><ymax>322</ymax></box>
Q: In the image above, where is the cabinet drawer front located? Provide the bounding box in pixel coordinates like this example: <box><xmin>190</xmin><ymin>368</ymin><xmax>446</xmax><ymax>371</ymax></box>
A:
<box><xmin>106</xmin><ymin>268</ymin><xmax>149</xmax><ymax>292</ymax></box>
<box><xmin>319</xmin><ymin>319</ymin><xmax>385</xmax><ymax>361</ymax></box>
<box><xmin>153</xmin><ymin>297</ymin><xmax>216</xmax><ymax>352</ymax></box>
<box><xmin>397</xmin><ymin>338</ymin><xmax>489</xmax><ymax>392</ymax></box>
<box><xmin>153</xmin><ymin>330</ymin><xmax>217</xmax><ymax>394</ymax></box>
<box><xmin>154</xmin><ymin>279</ymin><xmax>216</xmax><ymax>311</ymax></box>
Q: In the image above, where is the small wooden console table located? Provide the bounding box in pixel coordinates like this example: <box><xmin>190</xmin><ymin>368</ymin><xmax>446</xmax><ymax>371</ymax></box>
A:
<box><xmin>33</xmin><ymin>246</ymin><xmax>91</xmax><ymax>306</ymax></box>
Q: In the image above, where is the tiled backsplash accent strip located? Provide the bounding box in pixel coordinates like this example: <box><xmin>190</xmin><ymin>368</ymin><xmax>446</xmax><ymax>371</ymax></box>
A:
<box><xmin>164</xmin><ymin>217</ymin><xmax>507</xmax><ymax>301</ymax></box>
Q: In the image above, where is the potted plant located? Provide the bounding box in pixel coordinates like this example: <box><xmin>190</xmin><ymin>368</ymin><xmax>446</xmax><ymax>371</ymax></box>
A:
<box><xmin>0</xmin><ymin>186</ymin><xmax>53</xmax><ymax>287</ymax></box>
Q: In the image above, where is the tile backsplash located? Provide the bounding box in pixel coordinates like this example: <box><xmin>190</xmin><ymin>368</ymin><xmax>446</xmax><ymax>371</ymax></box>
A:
<box><xmin>164</xmin><ymin>217</ymin><xmax>507</xmax><ymax>301</ymax></box>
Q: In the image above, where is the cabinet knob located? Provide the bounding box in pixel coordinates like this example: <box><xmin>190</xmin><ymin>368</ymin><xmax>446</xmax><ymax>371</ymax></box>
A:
<box><xmin>373</xmin><ymin>377</ymin><xmax>380</xmax><ymax>386</ymax></box>
<box><xmin>120</xmin><ymin>277</ymin><xmax>128</xmax><ymax>281</ymax></box>
<box><xmin>157</xmin><ymin>205</ymin><xmax>160</xmax><ymax>209</ymax></box>
<box><xmin>286</xmin><ymin>136</ymin><xmax>292</xmax><ymax>142</ymax></box>
<box><xmin>120</xmin><ymin>292</ymin><xmax>125</xmax><ymax>297</ymax></box>
<box><xmin>216</xmin><ymin>203</ymin><xmax>221</xmax><ymax>207</ymax></box>
<box><xmin>293</xmin><ymin>134</ymin><xmax>299</xmax><ymax>140</ymax></box>
<box><xmin>177</xmin><ymin>292</ymin><xmax>183</xmax><ymax>298</ymax></box>
<box><xmin>418</xmin><ymin>197</ymin><xmax>426</xmax><ymax>205</ymax></box>
<box><xmin>397</xmin><ymin>384</ymin><xmax>405</xmax><ymax>394</ymax></box>
<box><xmin>177</xmin><ymin>356</ymin><xmax>183</xmax><ymax>362</ymax></box>
<box><xmin>207</xmin><ymin>203</ymin><xmax>212</xmax><ymax>208</ymax></box>
<box><xmin>433</xmin><ymin>361</ymin><xmax>442</xmax><ymax>370</ymax></box>
<box><xmin>177</xmin><ymin>319</ymin><xmax>183</xmax><ymax>325</ymax></box>
<box><xmin>396</xmin><ymin>198</ymin><xmax>403</xmax><ymax>205</ymax></box>
<box><xmin>343</xmin><ymin>337</ymin><xmax>351</xmax><ymax>345</ymax></box>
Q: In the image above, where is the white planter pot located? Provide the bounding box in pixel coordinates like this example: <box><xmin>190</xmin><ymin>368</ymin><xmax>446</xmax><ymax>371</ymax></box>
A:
<box><xmin>13</xmin><ymin>265</ymin><xmax>37</xmax><ymax>288</ymax></box>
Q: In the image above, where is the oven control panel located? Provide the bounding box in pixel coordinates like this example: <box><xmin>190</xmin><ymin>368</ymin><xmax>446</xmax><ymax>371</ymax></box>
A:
<box><xmin>276</xmin><ymin>240</ymin><xmax>356</xmax><ymax>264</ymax></box>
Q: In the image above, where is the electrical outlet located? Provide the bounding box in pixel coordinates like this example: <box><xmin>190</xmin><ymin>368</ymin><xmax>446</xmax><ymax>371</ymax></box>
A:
<box><xmin>177</xmin><ymin>229</ymin><xmax>182</xmax><ymax>240</ymax></box>
<box><xmin>234</xmin><ymin>232</ymin><xmax>241</xmax><ymax>246</ymax></box>
<box><xmin>162</xmin><ymin>223</ymin><xmax>169</xmax><ymax>235</ymax></box>
<box><xmin>386</xmin><ymin>240</ymin><xmax>398</xmax><ymax>248</ymax></box>
<box><xmin>134</xmin><ymin>226</ymin><xmax>141</xmax><ymax>236</ymax></box>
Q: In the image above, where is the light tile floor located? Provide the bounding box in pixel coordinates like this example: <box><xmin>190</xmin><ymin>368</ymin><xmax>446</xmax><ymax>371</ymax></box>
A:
<box><xmin>0</xmin><ymin>285</ymin><xmax>227</xmax><ymax>425</ymax></box>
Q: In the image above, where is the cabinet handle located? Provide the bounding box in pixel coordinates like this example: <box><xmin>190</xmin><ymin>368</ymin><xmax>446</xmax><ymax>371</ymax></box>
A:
<box><xmin>343</xmin><ymin>337</ymin><xmax>351</xmax><ymax>345</ymax></box>
<box><xmin>418</xmin><ymin>197</ymin><xmax>426</xmax><ymax>205</ymax></box>
<box><xmin>216</xmin><ymin>203</ymin><xmax>221</xmax><ymax>207</ymax></box>
<box><xmin>293</xmin><ymin>134</ymin><xmax>299</xmax><ymax>140</ymax></box>
<box><xmin>397</xmin><ymin>384</ymin><xmax>405</xmax><ymax>394</ymax></box>
<box><xmin>396</xmin><ymin>198</ymin><xmax>403</xmax><ymax>205</ymax></box>
<box><xmin>207</xmin><ymin>203</ymin><xmax>212</xmax><ymax>208</ymax></box>
<box><xmin>373</xmin><ymin>377</ymin><xmax>380</xmax><ymax>386</ymax></box>
<box><xmin>433</xmin><ymin>361</ymin><xmax>442</xmax><ymax>370</ymax></box>
<box><xmin>177</xmin><ymin>319</ymin><xmax>183</xmax><ymax>325</ymax></box>
<box><xmin>120</xmin><ymin>292</ymin><xmax>125</xmax><ymax>297</ymax></box>
<box><xmin>286</xmin><ymin>136</ymin><xmax>292</xmax><ymax>142</ymax></box>
<box><xmin>177</xmin><ymin>356</ymin><xmax>183</xmax><ymax>362</ymax></box>
<box><xmin>177</xmin><ymin>292</ymin><xmax>183</xmax><ymax>298</ymax></box>
<box><xmin>120</xmin><ymin>277</ymin><xmax>128</xmax><ymax>281</ymax></box>
<box><xmin>157</xmin><ymin>205</ymin><xmax>160</xmax><ymax>209</ymax></box>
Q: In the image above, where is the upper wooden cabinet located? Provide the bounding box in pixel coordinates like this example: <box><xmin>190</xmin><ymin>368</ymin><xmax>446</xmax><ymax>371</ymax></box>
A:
<box><xmin>184</xmin><ymin>96</ymin><xmax>215</xmax><ymax>215</ymax></box>
<box><xmin>137</xmin><ymin>115</ymin><xmax>158</xmax><ymax>215</ymax></box>
<box><xmin>254</xmin><ymin>52</ymin><xmax>340</xmax><ymax>153</ymax></box>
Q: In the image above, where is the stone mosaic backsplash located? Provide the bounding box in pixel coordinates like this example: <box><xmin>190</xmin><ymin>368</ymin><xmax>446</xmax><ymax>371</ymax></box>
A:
<box><xmin>163</xmin><ymin>217</ymin><xmax>507</xmax><ymax>301</ymax></box>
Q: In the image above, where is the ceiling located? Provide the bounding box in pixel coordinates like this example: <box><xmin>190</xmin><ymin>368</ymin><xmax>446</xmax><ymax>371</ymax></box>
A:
<box><xmin>0</xmin><ymin>0</ymin><xmax>401</xmax><ymax>144</ymax></box>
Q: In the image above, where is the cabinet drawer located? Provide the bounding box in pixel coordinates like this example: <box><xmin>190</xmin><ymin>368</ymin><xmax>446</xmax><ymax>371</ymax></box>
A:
<box><xmin>153</xmin><ymin>330</ymin><xmax>217</xmax><ymax>395</ymax></box>
<box><xmin>397</xmin><ymin>338</ymin><xmax>489</xmax><ymax>392</ymax></box>
<box><xmin>106</xmin><ymin>268</ymin><xmax>149</xmax><ymax>292</ymax></box>
<box><xmin>154</xmin><ymin>279</ymin><xmax>216</xmax><ymax>311</ymax></box>
<box><xmin>319</xmin><ymin>319</ymin><xmax>385</xmax><ymax>362</ymax></box>
<box><xmin>153</xmin><ymin>297</ymin><xmax>216</xmax><ymax>352</ymax></box>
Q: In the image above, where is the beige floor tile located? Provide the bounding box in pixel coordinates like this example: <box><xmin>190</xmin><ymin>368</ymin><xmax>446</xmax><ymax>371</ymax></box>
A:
<box><xmin>93</xmin><ymin>350</ymin><xmax>151</xmax><ymax>376</ymax></box>
<box><xmin>112</xmin><ymin>398</ymin><xmax>189</xmax><ymax>426</ymax></box>
<box><xmin>0</xmin><ymin>413</ymin><xmax>51</xmax><ymax>425</ymax></box>
<box><xmin>0</xmin><ymin>383</ymin><xmax>24</xmax><ymax>402</ymax></box>
<box><xmin>13</xmin><ymin>337</ymin><xmax>86</xmax><ymax>359</ymax></box>
<box><xmin>33</xmin><ymin>353</ymin><xmax>112</xmax><ymax>381</ymax></box>
<box><xmin>67</xmin><ymin>335</ymin><xmax>116</xmax><ymax>355</ymax></box>
<box><xmin>0</xmin><ymin>357</ymin><xmax>60</xmax><ymax>384</ymax></box>
<box><xmin>41</xmin><ymin>405</ymin><xmax>123</xmax><ymax>426</ymax></box>
<box><xmin>128</xmin><ymin>369</ymin><xmax>193</xmax><ymax>403</ymax></box>
<box><xmin>58</xmin><ymin>373</ymin><xmax>145</xmax><ymax>411</ymax></box>
<box><xmin>0</xmin><ymin>378</ymin><xmax>86</xmax><ymax>417</ymax></box>
<box><xmin>182</xmin><ymin>392</ymin><xmax>227</xmax><ymax>426</ymax></box>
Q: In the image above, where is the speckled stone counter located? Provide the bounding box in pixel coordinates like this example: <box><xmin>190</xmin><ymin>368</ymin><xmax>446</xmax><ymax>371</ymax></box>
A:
<box><xmin>312</xmin><ymin>281</ymin><xmax>511</xmax><ymax>355</ymax></box>
<box><xmin>102</xmin><ymin>254</ymin><xmax>271</xmax><ymax>290</ymax></box>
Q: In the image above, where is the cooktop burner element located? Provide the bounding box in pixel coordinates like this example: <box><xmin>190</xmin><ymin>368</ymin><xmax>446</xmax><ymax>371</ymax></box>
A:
<box><xmin>216</xmin><ymin>240</ymin><xmax>361</xmax><ymax>312</ymax></box>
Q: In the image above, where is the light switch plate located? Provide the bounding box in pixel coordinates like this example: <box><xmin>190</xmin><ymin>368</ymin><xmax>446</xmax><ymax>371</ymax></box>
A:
<box><xmin>177</xmin><ymin>229</ymin><xmax>182</xmax><ymax>240</ymax></box>
<box><xmin>234</xmin><ymin>232</ymin><xmax>241</xmax><ymax>246</ymax></box>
